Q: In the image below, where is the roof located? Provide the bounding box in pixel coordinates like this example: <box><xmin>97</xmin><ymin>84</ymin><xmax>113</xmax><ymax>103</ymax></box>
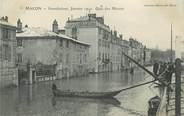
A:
<box><xmin>16</xmin><ymin>27</ymin><xmax>90</xmax><ymax>46</ymax></box>
<box><xmin>57</xmin><ymin>33</ymin><xmax>90</xmax><ymax>46</ymax></box>
<box><xmin>0</xmin><ymin>20</ymin><xmax>16</xmax><ymax>27</ymax></box>
<box><xmin>69</xmin><ymin>16</ymin><xmax>95</xmax><ymax>22</ymax></box>
<box><xmin>16</xmin><ymin>27</ymin><xmax>58</xmax><ymax>37</ymax></box>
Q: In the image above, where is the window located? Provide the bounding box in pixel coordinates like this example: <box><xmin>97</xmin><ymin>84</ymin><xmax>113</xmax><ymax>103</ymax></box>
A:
<box><xmin>80</xmin><ymin>53</ymin><xmax>82</xmax><ymax>64</ymax></box>
<box><xmin>105</xmin><ymin>53</ymin><xmax>107</xmax><ymax>60</ymax></box>
<box><xmin>72</xmin><ymin>27</ymin><xmax>77</xmax><ymax>39</ymax></box>
<box><xmin>98</xmin><ymin>39</ymin><xmax>101</xmax><ymax>46</ymax></box>
<box><xmin>59</xmin><ymin>39</ymin><xmax>63</xmax><ymax>47</ymax></box>
<box><xmin>59</xmin><ymin>53</ymin><xmax>63</xmax><ymax>62</ymax></box>
<box><xmin>66</xmin><ymin>53</ymin><xmax>69</xmax><ymax>64</ymax></box>
<box><xmin>17</xmin><ymin>39</ymin><xmax>22</xmax><ymax>46</ymax></box>
<box><xmin>98</xmin><ymin>52</ymin><xmax>101</xmax><ymax>60</ymax></box>
<box><xmin>3</xmin><ymin>44</ymin><xmax>11</xmax><ymax>61</ymax></box>
<box><xmin>102</xmin><ymin>53</ymin><xmax>104</xmax><ymax>62</ymax></box>
<box><xmin>98</xmin><ymin>28</ymin><xmax>102</xmax><ymax>34</ymax></box>
<box><xmin>2</xmin><ymin>29</ymin><xmax>8</xmax><ymax>40</ymax></box>
<box><xmin>84</xmin><ymin>54</ymin><xmax>87</xmax><ymax>62</ymax></box>
<box><xmin>17</xmin><ymin>53</ymin><xmax>22</xmax><ymax>63</ymax></box>
<box><xmin>66</xmin><ymin>40</ymin><xmax>69</xmax><ymax>48</ymax></box>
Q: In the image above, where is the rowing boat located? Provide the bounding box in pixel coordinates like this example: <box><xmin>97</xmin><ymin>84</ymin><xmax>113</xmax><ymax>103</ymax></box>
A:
<box><xmin>52</xmin><ymin>89</ymin><xmax>121</xmax><ymax>98</ymax></box>
<box><xmin>51</xmin><ymin>96</ymin><xmax>121</xmax><ymax>106</ymax></box>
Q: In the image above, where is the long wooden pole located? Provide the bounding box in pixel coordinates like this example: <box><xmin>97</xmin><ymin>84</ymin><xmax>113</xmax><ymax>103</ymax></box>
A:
<box><xmin>120</xmin><ymin>80</ymin><xmax>156</xmax><ymax>92</ymax></box>
<box><xmin>175</xmin><ymin>58</ymin><xmax>181</xmax><ymax>116</ymax></box>
<box><xmin>122</xmin><ymin>52</ymin><xmax>168</xmax><ymax>86</ymax></box>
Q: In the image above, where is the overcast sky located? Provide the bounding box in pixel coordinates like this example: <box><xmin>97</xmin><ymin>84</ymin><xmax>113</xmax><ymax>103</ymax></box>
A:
<box><xmin>0</xmin><ymin>0</ymin><xmax>184</xmax><ymax>50</ymax></box>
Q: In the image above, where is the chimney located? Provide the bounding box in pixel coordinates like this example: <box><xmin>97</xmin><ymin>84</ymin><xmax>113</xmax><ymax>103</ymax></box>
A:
<box><xmin>119</xmin><ymin>34</ymin><xmax>123</xmax><ymax>39</ymax></box>
<box><xmin>17</xmin><ymin>19</ymin><xmax>22</xmax><ymax>33</ymax></box>
<box><xmin>25</xmin><ymin>24</ymin><xmax>28</xmax><ymax>28</ymax></box>
<box><xmin>114</xmin><ymin>30</ymin><xmax>117</xmax><ymax>37</ymax></box>
<box><xmin>1</xmin><ymin>17</ymin><xmax>5</xmax><ymax>20</ymax></box>
<box><xmin>4</xmin><ymin>16</ymin><xmax>8</xmax><ymax>22</ymax></box>
<box><xmin>88</xmin><ymin>13</ymin><xmax>96</xmax><ymax>18</ymax></box>
<box><xmin>0</xmin><ymin>16</ymin><xmax>8</xmax><ymax>22</ymax></box>
<box><xmin>96</xmin><ymin>17</ymin><xmax>104</xmax><ymax>24</ymax></box>
<box><xmin>52</xmin><ymin>19</ymin><xmax>58</xmax><ymax>33</ymax></box>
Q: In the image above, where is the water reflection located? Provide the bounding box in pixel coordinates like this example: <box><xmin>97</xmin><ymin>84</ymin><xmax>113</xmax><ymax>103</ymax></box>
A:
<box><xmin>51</xmin><ymin>97</ymin><xmax>121</xmax><ymax>107</ymax></box>
<box><xmin>0</xmin><ymin>68</ymin><xmax>159</xmax><ymax>116</ymax></box>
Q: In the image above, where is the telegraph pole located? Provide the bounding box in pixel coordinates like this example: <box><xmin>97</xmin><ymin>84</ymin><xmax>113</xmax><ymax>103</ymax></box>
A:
<box><xmin>170</xmin><ymin>23</ymin><xmax>173</xmax><ymax>63</ymax></box>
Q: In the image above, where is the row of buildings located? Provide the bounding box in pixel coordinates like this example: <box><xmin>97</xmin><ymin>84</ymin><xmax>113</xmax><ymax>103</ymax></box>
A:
<box><xmin>0</xmin><ymin>14</ymin><xmax>151</xmax><ymax>86</ymax></box>
<box><xmin>64</xmin><ymin>14</ymin><xmax>151</xmax><ymax>72</ymax></box>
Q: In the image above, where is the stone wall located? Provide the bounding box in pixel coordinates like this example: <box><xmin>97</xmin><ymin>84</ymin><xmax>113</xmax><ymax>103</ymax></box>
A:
<box><xmin>0</xmin><ymin>67</ymin><xmax>18</xmax><ymax>87</ymax></box>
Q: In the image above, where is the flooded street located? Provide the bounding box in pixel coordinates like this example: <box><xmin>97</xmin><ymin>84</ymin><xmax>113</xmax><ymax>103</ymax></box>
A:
<box><xmin>0</xmin><ymin>67</ymin><xmax>160</xmax><ymax>116</ymax></box>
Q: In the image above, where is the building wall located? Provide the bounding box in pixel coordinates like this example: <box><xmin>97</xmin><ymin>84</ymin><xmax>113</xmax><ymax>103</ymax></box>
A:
<box><xmin>121</xmin><ymin>40</ymin><xmax>130</xmax><ymax>69</ymax></box>
<box><xmin>16</xmin><ymin>38</ymin><xmax>57</xmax><ymax>65</ymax></box>
<box><xmin>129</xmin><ymin>38</ymin><xmax>144</xmax><ymax>67</ymax></box>
<box><xmin>65</xmin><ymin>17</ymin><xmax>123</xmax><ymax>73</ymax></box>
<box><xmin>97</xmin><ymin>28</ymin><xmax>111</xmax><ymax>72</ymax></box>
<box><xmin>109</xmin><ymin>33</ymin><xmax>122</xmax><ymax>71</ymax></box>
<box><xmin>77</xmin><ymin>28</ymin><xmax>98</xmax><ymax>72</ymax></box>
<box><xmin>0</xmin><ymin>22</ymin><xmax>18</xmax><ymax>87</ymax></box>
<box><xmin>144</xmin><ymin>49</ymin><xmax>151</xmax><ymax>65</ymax></box>
<box><xmin>55</xmin><ymin>38</ymin><xmax>89</xmax><ymax>78</ymax></box>
<box><xmin>16</xmin><ymin>36</ymin><xmax>89</xmax><ymax>81</ymax></box>
<box><xmin>65</xmin><ymin>14</ymin><xmax>146</xmax><ymax>72</ymax></box>
<box><xmin>65</xmin><ymin>22</ymin><xmax>99</xmax><ymax>72</ymax></box>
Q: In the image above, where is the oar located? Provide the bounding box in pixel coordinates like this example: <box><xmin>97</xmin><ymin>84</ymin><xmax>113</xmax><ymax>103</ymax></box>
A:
<box><xmin>122</xmin><ymin>52</ymin><xmax>169</xmax><ymax>87</ymax></box>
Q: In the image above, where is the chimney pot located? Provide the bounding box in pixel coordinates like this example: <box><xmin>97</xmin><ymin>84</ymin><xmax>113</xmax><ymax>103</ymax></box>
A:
<box><xmin>17</xmin><ymin>19</ymin><xmax>22</xmax><ymax>32</ymax></box>
<box><xmin>52</xmin><ymin>19</ymin><xmax>58</xmax><ymax>33</ymax></box>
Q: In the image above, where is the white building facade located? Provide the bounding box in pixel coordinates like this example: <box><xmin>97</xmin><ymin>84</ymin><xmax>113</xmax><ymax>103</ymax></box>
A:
<box><xmin>65</xmin><ymin>14</ymin><xmax>126</xmax><ymax>73</ymax></box>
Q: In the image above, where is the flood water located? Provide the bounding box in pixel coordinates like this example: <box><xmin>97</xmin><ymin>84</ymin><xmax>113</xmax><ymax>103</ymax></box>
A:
<box><xmin>0</xmin><ymin>67</ymin><xmax>160</xmax><ymax>116</ymax></box>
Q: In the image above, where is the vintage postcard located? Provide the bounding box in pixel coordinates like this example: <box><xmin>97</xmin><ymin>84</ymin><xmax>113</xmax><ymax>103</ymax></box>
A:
<box><xmin>0</xmin><ymin>0</ymin><xmax>184</xmax><ymax>116</ymax></box>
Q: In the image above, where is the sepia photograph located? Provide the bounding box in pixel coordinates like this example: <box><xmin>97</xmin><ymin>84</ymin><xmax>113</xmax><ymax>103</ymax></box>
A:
<box><xmin>0</xmin><ymin>0</ymin><xmax>184</xmax><ymax>116</ymax></box>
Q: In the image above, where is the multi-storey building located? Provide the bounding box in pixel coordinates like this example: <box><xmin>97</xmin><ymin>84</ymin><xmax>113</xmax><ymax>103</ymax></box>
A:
<box><xmin>65</xmin><ymin>13</ymin><xmax>126</xmax><ymax>72</ymax></box>
<box><xmin>65</xmin><ymin>14</ymin><xmax>111</xmax><ymax>73</ymax></box>
<box><xmin>16</xmin><ymin>19</ymin><xmax>90</xmax><ymax>84</ymax></box>
<box><xmin>121</xmin><ymin>39</ymin><xmax>130</xmax><ymax>69</ymax></box>
<box><xmin>0</xmin><ymin>16</ymin><xmax>18</xmax><ymax>87</ymax></box>
<box><xmin>110</xmin><ymin>31</ymin><xmax>122</xmax><ymax>71</ymax></box>
<box><xmin>129</xmin><ymin>37</ymin><xmax>144</xmax><ymax>67</ymax></box>
<box><xmin>144</xmin><ymin>47</ymin><xmax>151</xmax><ymax>65</ymax></box>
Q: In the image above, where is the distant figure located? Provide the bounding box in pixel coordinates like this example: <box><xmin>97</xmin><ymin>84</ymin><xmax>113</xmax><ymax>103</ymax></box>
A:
<box><xmin>153</xmin><ymin>62</ymin><xmax>159</xmax><ymax>76</ymax></box>
<box><xmin>52</xmin><ymin>83</ymin><xmax>57</xmax><ymax>91</ymax></box>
